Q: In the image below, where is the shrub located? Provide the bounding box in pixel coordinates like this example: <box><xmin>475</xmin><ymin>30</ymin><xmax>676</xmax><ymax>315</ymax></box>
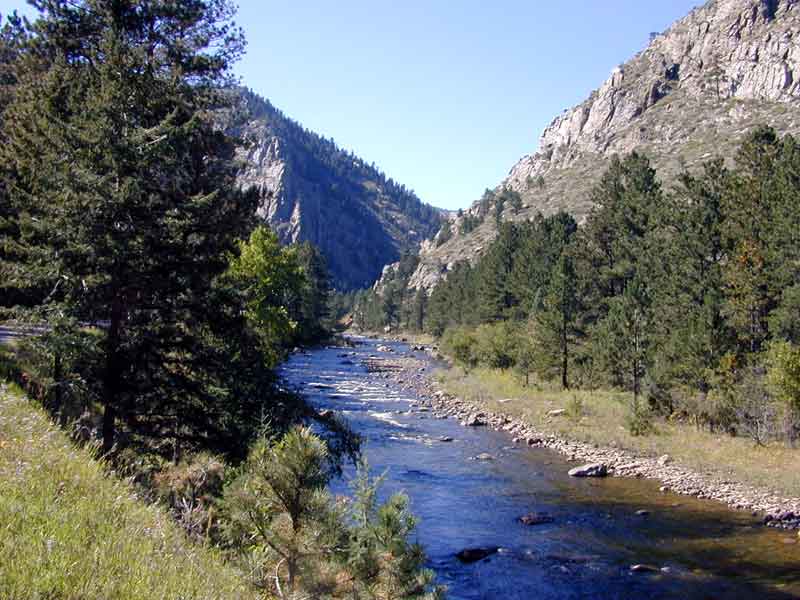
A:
<box><xmin>222</xmin><ymin>426</ymin><xmax>345</xmax><ymax>595</ymax></box>
<box><xmin>625</xmin><ymin>396</ymin><xmax>654</xmax><ymax>436</ymax></box>
<box><xmin>222</xmin><ymin>428</ymin><xmax>444</xmax><ymax>599</ymax></box>
<box><xmin>565</xmin><ymin>393</ymin><xmax>585</xmax><ymax>423</ymax></box>
<box><xmin>474</xmin><ymin>321</ymin><xmax>518</xmax><ymax>370</ymax></box>
<box><xmin>441</xmin><ymin>326</ymin><xmax>478</xmax><ymax>372</ymax></box>
<box><xmin>766</xmin><ymin>340</ymin><xmax>800</xmax><ymax>444</ymax></box>
<box><xmin>153</xmin><ymin>452</ymin><xmax>226</xmax><ymax>541</ymax></box>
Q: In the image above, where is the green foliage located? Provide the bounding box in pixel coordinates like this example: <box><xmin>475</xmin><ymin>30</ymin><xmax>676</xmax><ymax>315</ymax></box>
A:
<box><xmin>766</xmin><ymin>341</ymin><xmax>800</xmax><ymax>444</ymax></box>
<box><xmin>0</xmin><ymin>0</ymin><xmax>267</xmax><ymax>456</ymax></box>
<box><xmin>228</xmin><ymin>226</ymin><xmax>304</xmax><ymax>366</ymax></box>
<box><xmin>223</xmin><ymin>428</ymin><xmax>443</xmax><ymax>599</ymax></box>
<box><xmin>0</xmin><ymin>2</ymin><xmax>339</xmax><ymax>461</ymax></box>
<box><xmin>441</xmin><ymin>326</ymin><xmax>479</xmax><ymax>372</ymax></box>
<box><xmin>766</xmin><ymin>340</ymin><xmax>800</xmax><ymax>412</ymax></box>
<box><xmin>534</xmin><ymin>251</ymin><xmax>581</xmax><ymax>389</ymax></box>
<box><xmin>347</xmin><ymin>465</ymin><xmax>444</xmax><ymax>600</ymax></box>
<box><xmin>625</xmin><ymin>396</ymin><xmax>654</xmax><ymax>437</ymax></box>
<box><xmin>473</xmin><ymin>321</ymin><xmax>518</xmax><ymax>370</ymax></box>
<box><xmin>415</xmin><ymin>133</ymin><xmax>800</xmax><ymax>442</ymax></box>
<box><xmin>223</xmin><ymin>426</ymin><xmax>344</xmax><ymax>595</ymax></box>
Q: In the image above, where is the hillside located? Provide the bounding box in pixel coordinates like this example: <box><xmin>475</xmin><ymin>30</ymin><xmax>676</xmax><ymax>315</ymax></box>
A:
<box><xmin>0</xmin><ymin>384</ymin><xmax>255</xmax><ymax>600</ymax></box>
<box><xmin>236</xmin><ymin>91</ymin><xmax>443</xmax><ymax>290</ymax></box>
<box><xmin>406</xmin><ymin>0</ymin><xmax>800</xmax><ymax>291</ymax></box>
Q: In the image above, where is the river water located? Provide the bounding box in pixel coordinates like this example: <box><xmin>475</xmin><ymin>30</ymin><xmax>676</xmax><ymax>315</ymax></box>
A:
<box><xmin>279</xmin><ymin>337</ymin><xmax>800</xmax><ymax>599</ymax></box>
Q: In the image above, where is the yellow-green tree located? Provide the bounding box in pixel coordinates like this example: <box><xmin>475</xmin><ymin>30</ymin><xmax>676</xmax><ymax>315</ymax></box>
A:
<box><xmin>227</xmin><ymin>226</ymin><xmax>305</xmax><ymax>368</ymax></box>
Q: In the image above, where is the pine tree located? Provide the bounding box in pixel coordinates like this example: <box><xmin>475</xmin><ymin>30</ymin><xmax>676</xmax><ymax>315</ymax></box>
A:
<box><xmin>653</xmin><ymin>160</ymin><xmax>732</xmax><ymax>393</ymax></box>
<box><xmin>535</xmin><ymin>252</ymin><xmax>580</xmax><ymax>389</ymax></box>
<box><xmin>293</xmin><ymin>241</ymin><xmax>331</xmax><ymax>342</ymax></box>
<box><xmin>410</xmin><ymin>288</ymin><xmax>427</xmax><ymax>332</ymax></box>
<box><xmin>1</xmin><ymin>1</ymin><xmax>257</xmax><ymax>453</ymax></box>
<box><xmin>721</xmin><ymin>127</ymin><xmax>781</xmax><ymax>354</ymax></box>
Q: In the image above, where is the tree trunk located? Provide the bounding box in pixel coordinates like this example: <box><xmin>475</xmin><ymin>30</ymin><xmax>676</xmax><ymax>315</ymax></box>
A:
<box><xmin>53</xmin><ymin>351</ymin><xmax>64</xmax><ymax>424</ymax></box>
<box><xmin>102</xmin><ymin>295</ymin><xmax>124</xmax><ymax>454</ymax></box>
<box><xmin>561</xmin><ymin>313</ymin><xmax>569</xmax><ymax>390</ymax></box>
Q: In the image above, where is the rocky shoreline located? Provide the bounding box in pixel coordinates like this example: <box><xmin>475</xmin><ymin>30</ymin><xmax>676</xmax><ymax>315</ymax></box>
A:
<box><xmin>362</xmin><ymin>349</ymin><xmax>800</xmax><ymax>531</ymax></box>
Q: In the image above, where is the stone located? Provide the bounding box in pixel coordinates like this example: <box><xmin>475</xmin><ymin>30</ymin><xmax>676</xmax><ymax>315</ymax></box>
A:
<box><xmin>463</xmin><ymin>413</ymin><xmax>486</xmax><ymax>427</ymax></box>
<box><xmin>547</xmin><ymin>409</ymin><xmax>566</xmax><ymax>417</ymax></box>
<box><xmin>657</xmin><ymin>454</ymin><xmax>671</xmax><ymax>467</ymax></box>
<box><xmin>473</xmin><ymin>453</ymin><xmax>494</xmax><ymax>461</ymax></box>
<box><xmin>519</xmin><ymin>512</ymin><xmax>555</xmax><ymax>526</ymax></box>
<box><xmin>568</xmin><ymin>463</ymin><xmax>608</xmax><ymax>478</ymax></box>
<box><xmin>630</xmin><ymin>564</ymin><xmax>660</xmax><ymax>573</ymax></box>
<box><xmin>455</xmin><ymin>547</ymin><xmax>500</xmax><ymax>563</ymax></box>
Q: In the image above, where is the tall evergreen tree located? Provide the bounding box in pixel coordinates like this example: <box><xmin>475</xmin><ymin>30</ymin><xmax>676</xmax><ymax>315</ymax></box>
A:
<box><xmin>535</xmin><ymin>252</ymin><xmax>580</xmax><ymax>389</ymax></box>
<box><xmin>1</xmin><ymin>0</ymin><xmax>257</xmax><ymax>453</ymax></box>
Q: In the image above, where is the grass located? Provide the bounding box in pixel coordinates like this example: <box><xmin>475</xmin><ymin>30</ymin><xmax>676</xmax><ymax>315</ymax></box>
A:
<box><xmin>438</xmin><ymin>367</ymin><xmax>800</xmax><ymax>500</ymax></box>
<box><xmin>0</xmin><ymin>382</ymin><xmax>258</xmax><ymax>600</ymax></box>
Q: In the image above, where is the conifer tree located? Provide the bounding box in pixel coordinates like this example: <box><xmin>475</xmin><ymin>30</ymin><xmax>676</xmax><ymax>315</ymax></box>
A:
<box><xmin>535</xmin><ymin>252</ymin><xmax>580</xmax><ymax>389</ymax></box>
<box><xmin>1</xmin><ymin>0</ymin><xmax>257</xmax><ymax>453</ymax></box>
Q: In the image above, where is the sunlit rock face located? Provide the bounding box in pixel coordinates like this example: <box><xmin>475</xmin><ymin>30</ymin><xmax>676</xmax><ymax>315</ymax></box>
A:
<box><xmin>403</xmin><ymin>0</ymin><xmax>800</xmax><ymax>293</ymax></box>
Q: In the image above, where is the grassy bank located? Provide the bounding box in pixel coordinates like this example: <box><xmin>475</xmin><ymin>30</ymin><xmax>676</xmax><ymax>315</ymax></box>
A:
<box><xmin>438</xmin><ymin>367</ymin><xmax>800</xmax><ymax>500</ymax></box>
<box><xmin>0</xmin><ymin>383</ymin><xmax>257</xmax><ymax>600</ymax></box>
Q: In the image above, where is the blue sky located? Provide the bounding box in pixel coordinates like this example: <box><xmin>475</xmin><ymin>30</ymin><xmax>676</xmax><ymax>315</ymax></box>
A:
<box><xmin>1</xmin><ymin>1</ymin><xmax>701</xmax><ymax>210</ymax></box>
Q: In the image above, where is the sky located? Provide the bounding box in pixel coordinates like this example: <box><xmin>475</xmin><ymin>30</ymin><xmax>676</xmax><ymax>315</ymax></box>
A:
<box><xmin>0</xmin><ymin>0</ymin><xmax>701</xmax><ymax>210</ymax></box>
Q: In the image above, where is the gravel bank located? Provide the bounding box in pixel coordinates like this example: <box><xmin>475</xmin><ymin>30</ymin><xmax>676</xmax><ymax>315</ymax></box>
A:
<box><xmin>363</xmin><ymin>351</ymin><xmax>800</xmax><ymax>531</ymax></box>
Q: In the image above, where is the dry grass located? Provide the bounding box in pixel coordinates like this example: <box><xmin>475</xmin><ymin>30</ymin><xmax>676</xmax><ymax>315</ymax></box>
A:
<box><xmin>438</xmin><ymin>367</ymin><xmax>800</xmax><ymax>499</ymax></box>
<box><xmin>0</xmin><ymin>382</ymin><xmax>258</xmax><ymax>600</ymax></box>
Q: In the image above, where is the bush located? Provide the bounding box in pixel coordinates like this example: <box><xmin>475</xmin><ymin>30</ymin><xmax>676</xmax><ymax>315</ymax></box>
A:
<box><xmin>474</xmin><ymin>321</ymin><xmax>518</xmax><ymax>370</ymax></box>
<box><xmin>625</xmin><ymin>396</ymin><xmax>654</xmax><ymax>437</ymax></box>
<box><xmin>222</xmin><ymin>426</ymin><xmax>344</xmax><ymax>595</ymax></box>
<box><xmin>766</xmin><ymin>340</ymin><xmax>800</xmax><ymax>444</ymax></box>
<box><xmin>441</xmin><ymin>326</ymin><xmax>478</xmax><ymax>372</ymax></box>
<box><xmin>153</xmin><ymin>452</ymin><xmax>226</xmax><ymax>541</ymax></box>
<box><xmin>222</xmin><ymin>427</ymin><xmax>444</xmax><ymax>599</ymax></box>
<box><xmin>565</xmin><ymin>393</ymin><xmax>585</xmax><ymax>424</ymax></box>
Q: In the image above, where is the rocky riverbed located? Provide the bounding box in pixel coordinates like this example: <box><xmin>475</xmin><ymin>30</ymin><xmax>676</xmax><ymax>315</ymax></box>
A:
<box><xmin>363</xmin><ymin>349</ymin><xmax>800</xmax><ymax>531</ymax></box>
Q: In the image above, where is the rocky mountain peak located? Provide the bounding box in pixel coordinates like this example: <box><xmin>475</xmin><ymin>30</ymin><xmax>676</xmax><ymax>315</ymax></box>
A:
<box><xmin>401</xmin><ymin>0</ymin><xmax>800</xmax><ymax>293</ymax></box>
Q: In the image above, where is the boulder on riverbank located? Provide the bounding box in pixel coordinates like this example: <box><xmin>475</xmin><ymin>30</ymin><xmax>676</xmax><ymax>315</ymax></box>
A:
<box><xmin>462</xmin><ymin>412</ymin><xmax>486</xmax><ymax>427</ymax></box>
<box><xmin>568</xmin><ymin>463</ymin><xmax>608</xmax><ymax>478</ymax></box>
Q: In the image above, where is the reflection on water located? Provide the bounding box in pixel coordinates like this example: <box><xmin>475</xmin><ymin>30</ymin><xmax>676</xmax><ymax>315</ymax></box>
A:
<box><xmin>280</xmin><ymin>338</ymin><xmax>800</xmax><ymax>599</ymax></box>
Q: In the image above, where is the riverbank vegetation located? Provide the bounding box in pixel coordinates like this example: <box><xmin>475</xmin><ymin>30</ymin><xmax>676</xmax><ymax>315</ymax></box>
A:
<box><xmin>358</xmin><ymin>128</ymin><xmax>800</xmax><ymax>457</ymax></box>
<box><xmin>438</xmin><ymin>367</ymin><xmax>800</xmax><ymax>499</ymax></box>
<box><xmin>0</xmin><ymin>2</ymin><xmax>440</xmax><ymax>598</ymax></box>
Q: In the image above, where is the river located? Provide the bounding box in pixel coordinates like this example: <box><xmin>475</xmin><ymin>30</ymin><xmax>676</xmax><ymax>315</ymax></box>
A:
<box><xmin>279</xmin><ymin>336</ymin><xmax>800</xmax><ymax>599</ymax></box>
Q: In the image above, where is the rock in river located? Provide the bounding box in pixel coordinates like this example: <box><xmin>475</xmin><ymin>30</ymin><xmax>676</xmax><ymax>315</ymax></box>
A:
<box><xmin>456</xmin><ymin>547</ymin><xmax>500</xmax><ymax>563</ymax></box>
<box><xmin>568</xmin><ymin>463</ymin><xmax>608</xmax><ymax>478</ymax></box>
<box><xmin>519</xmin><ymin>512</ymin><xmax>555</xmax><ymax>526</ymax></box>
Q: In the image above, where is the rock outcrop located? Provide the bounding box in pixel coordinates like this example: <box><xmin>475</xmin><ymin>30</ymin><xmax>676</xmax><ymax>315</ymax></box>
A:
<box><xmin>402</xmin><ymin>0</ymin><xmax>800</xmax><ymax>292</ymax></box>
<box><xmin>237</xmin><ymin>91</ymin><xmax>443</xmax><ymax>290</ymax></box>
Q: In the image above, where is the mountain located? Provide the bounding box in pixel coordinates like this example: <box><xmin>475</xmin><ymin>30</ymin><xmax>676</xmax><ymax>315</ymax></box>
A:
<box><xmin>235</xmin><ymin>90</ymin><xmax>443</xmax><ymax>290</ymax></box>
<box><xmin>404</xmin><ymin>0</ymin><xmax>800</xmax><ymax>292</ymax></box>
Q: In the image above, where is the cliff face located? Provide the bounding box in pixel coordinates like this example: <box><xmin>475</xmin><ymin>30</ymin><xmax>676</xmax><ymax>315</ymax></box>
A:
<box><xmin>405</xmin><ymin>0</ymin><xmax>800</xmax><ymax>292</ymax></box>
<box><xmin>236</xmin><ymin>92</ymin><xmax>443</xmax><ymax>290</ymax></box>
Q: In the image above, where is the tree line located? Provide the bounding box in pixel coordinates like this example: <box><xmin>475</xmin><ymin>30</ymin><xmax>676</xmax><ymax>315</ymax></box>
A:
<box><xmin>359</xmin><ymin>128</ymin><xmax>800</xmax><ymax>443</ymax></box>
